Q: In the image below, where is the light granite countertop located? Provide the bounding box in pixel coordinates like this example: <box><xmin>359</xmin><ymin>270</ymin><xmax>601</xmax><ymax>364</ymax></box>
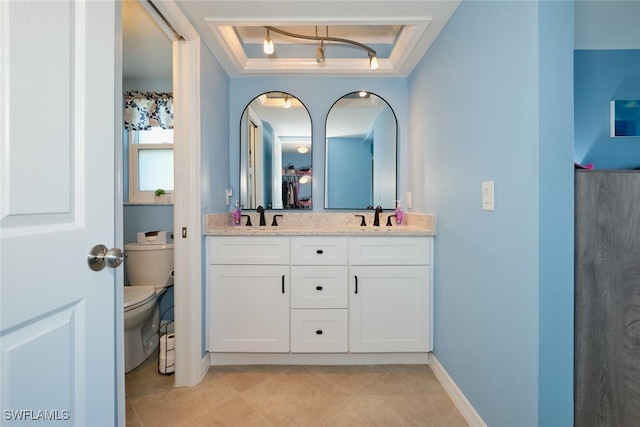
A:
<box><xmin>203</xmin><ymin>212</ymin><xmax>436</xmax><ymax>237</ymax></box>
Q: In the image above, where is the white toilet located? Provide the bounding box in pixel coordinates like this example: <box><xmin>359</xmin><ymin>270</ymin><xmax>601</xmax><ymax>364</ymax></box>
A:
<box><xmin>123</xmin><ymin>242</ymin><xmax>174</xmax><ymax>373</ymax></box>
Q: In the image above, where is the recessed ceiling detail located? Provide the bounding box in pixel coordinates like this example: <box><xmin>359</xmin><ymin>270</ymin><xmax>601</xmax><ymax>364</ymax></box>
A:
<box><xmin>175</xmin><ymin>0</ymin><xmax>461</xmax><ymax>77</ymax></box>
<box><xmin>208</xmin><ymin>22</ymin><xmax>430</xmax><ymax>75</ymax></box>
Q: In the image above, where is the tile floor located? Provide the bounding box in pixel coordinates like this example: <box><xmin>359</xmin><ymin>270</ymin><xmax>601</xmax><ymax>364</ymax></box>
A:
<box><xmin>125</xmin><ymin>354</ymin><xmax>469</xmax><ymax>427</ymax></box>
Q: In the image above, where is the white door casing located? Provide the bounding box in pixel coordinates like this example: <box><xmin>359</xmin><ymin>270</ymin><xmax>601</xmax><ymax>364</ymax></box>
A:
<box><xmin>1</xmin><ymin>1</ymin><xmax>119</xmax><ymax>425</ymax></box>
<box><xmin>153</xmin><ymin>0</ymin><xmax>207</xmax><ymax>388</ymax></box>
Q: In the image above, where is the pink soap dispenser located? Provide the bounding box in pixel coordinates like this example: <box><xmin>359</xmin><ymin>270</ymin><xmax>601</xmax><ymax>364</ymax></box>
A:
<box><xmin>232</xmin><ymin>200</ymin><xmax>242</xmax><ymax>226</ymax></box>
<box><xmin>394</xmin><ymin>200</ymin><xmax>404</xmax><ymax>225</ymax></box>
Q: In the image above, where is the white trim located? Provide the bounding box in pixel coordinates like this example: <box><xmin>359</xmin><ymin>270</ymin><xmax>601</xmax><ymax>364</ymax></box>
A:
<box><xmin>428</xmin><ymin>237</ymin><xmax>434</xmax><ymax>350</ymax></box>
<box><xmin>153</xmin><ymin>0</ymin><xmax>200</xmax><ymax>41</ymax></box>
<box><xmin>205</xmin><ymin>18</ymin><xmax>433</xmax><ymax>77</ymax></box>
<box><xmin>114</xmin><ymin>2</ymin><xmax>125</xmax><ymax>425</ymax></box>
<box><xmin>209</xmin><ymin>352</ymin><xmax>430</xmax><ymax>366</ymax></box>
<box><xmin>200</xmin><ymin>352</ymin><xmax>210</xmax><ymax>378</ymax></box>
<box><xmin>152</xmin><ymin>0</ymin><xmax>204</xmax><ymax>388</ymax></box>
<box><xmin>428</xmin><ymin>354</ymin><xmax>487</xmax><ymax>427</ymax></box>
<box><xmin>171</xmin><ymin>38</ymin><xmax>203</xmax><ymax>388</ymax></box>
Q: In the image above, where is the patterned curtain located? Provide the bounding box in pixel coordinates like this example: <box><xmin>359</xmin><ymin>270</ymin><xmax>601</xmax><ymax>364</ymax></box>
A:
<box><xmin>124</xmin><ymin>91</ymin><xmax>174</xmax><ymax>130</ymax></box>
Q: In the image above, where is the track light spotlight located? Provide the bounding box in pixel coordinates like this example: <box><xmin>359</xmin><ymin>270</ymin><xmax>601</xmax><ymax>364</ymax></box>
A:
<box><xmin>369</xmin><ymin>52</ymin><xmax>379</xmax><ymax>71</ymax></box>
<box><xmin>263</xmin><ymin>29</ymin><xmax>274</xmax><ymax>54</ymax></box>
<box><xmin>316</xmin><ymin>40</ymin><xmax>325</xmax><ymax>64</ymax></box>
<box><xmin>263</xmin><ymin>26</ymin><xmax>378</xmax><ymax>71</ymax></box>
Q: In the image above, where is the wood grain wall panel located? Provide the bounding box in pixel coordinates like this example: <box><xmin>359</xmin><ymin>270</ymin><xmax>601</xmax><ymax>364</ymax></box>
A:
<box><xmin>575</xmin><ymin>170</ymin><xmax>640</xmax><ymax>426</ymax></box>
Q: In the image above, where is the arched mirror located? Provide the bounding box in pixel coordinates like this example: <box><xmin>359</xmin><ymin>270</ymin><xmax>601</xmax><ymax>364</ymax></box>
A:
<box><xmin>325</xmin><ymin>92</ymin><xmax>397</xmax><ymax>209</ymax></box>
<box><xmin>240</xmin><ymin>92</ymin><xmax>312</xmax><ymax>210</ymax></box>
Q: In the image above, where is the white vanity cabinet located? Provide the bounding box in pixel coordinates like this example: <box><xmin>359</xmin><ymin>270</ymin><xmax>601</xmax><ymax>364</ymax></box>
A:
<box><xmin>207</xmin><ymin>237</ymin><xmax>290</xmax><ymax>352</ymax></box>
<box><xmin>349</xmin><ymin>237</ymin><xmax>432</xmax><ymax>353</ymax></box>
<box><xmin>207</xmin><ymin>234</ymin><xmax>433</xmax><ymax>359</ymax></box>
<box><xmin>290</xmin><ymin>237</ymin><xmax>348</xmax><ymax>353</ymax></box>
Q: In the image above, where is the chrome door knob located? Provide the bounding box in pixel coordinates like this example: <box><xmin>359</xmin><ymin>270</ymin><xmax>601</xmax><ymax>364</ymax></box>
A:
<box><xmin>88</xmin><ymin>244</ymin><xmax>124</xmax><ymax>271</ymax></box>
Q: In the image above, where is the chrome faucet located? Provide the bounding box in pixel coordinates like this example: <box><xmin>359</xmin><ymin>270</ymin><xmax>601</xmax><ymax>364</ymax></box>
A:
<box><xmin>373</xmin><ymin>205</ymin><xmax>383</xmax><ymax>226</ymax></box>
<box><xmin>257</xmin><ymin>205</ymin><xmax>266</xmax><ymax>226</ymax></box>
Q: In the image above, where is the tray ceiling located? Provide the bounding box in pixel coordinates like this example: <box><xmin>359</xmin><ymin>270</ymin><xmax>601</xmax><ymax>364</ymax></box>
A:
<box><xmin>175</xmin><ymin>0</ymin><xmax>461</xmax><ymax>77</ymax></box>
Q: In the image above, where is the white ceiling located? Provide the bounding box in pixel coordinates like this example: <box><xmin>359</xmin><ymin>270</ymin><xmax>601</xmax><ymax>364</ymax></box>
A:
<box><xmin>175</xmin><ymin>0</ymin><xmax>461</xmax><ymax>77</ymax></box>
<box><xmin>124</xmin><ymin>0</ymin><xmax>640</xmax><ymax>80</ymax></box>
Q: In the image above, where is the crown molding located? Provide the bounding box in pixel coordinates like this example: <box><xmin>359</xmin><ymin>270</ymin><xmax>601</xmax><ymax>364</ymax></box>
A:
<box><xmin>207</xmin><ymin>19</ymin><xmax>432</xmax><ymax>77</ymax></box>
<box><xmin>179</xmin><ymin>1</ymin><xmax>461</xmax><ymax>77</ymax></box>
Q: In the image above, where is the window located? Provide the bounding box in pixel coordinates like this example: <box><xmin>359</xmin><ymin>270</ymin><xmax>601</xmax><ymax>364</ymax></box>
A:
<box><xmin>128</xmin><ymin>127</ymin><xmax>174</xmax><ymax>203</ymax></box>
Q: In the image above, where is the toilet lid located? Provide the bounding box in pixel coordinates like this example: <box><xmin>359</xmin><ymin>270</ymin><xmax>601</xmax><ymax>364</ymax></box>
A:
<box><xmin>124</xmin><ymin>286</ymin><xmax>156</xmax><ymax>311</ymax></box>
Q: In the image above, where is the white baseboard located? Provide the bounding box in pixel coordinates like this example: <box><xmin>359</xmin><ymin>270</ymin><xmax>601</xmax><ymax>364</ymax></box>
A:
<box><xmin>200</xmin><ymin>353</ymin><xmax>210</xmax><ymax>381</ymax></box>
<box><xmin>428</xmin><ymin>354</ymin><xmax>487</xmax><ymax>427</ymax></box>
<box><xmin>209</xmin><ymin>352</ymin><xmax>430</xmax><ymax>366</ymax></box>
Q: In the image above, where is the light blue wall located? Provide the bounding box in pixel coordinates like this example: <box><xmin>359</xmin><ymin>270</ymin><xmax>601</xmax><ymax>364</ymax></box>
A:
<box><xmin>326</xmin><ymin>137</ymin><xmax>372</xmax><ymax>208</ymax></box>
<box><xmin>537</xmin><ymin>2</ymin><xmax>574</xmax><ymax>424</ymax></box>
<box><xmin>200</xmin><ymin>44</ymin><xmax>231</xmax><ymax>215</ymax></box>
<box><xmin>200</xmin><ymin>41</ymin><xmax>230</xmax><ymax>355</ymax></box>
<box><xmin>228</xmin><ymin>78</ymin><xmax>407</xmax><ymax>211</ymax></box>
<box><xmin>574</xmin><ymin>49</ymin><xmax>640</xmax><ymax>169</ymax></box>
<box><xmin>408</xmin><ymin>1</ymin><xmax>573</xmax><ymax>426</ymax></box>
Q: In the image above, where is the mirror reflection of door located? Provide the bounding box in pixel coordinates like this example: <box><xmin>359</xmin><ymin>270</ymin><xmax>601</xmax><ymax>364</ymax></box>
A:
<box><xmin>240</xmin><ymin>92</ymin><xmax>312</xmax><ymax>210</ymax></box>
<box><xmin>325</xmin><ymin>92</ymin><xmax>397</xmax><ymax>209</ymax></box>
<box><xmin>248</xmin><ymin>120</ymin><xmax>259</xmax><ymax>208</ymax></box>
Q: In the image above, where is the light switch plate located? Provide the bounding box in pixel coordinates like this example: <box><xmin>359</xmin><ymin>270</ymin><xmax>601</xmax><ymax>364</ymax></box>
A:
<box><xmin>482</xmin><ymin>181</ymin><xmax>495</xmax><ymax>211</ymax></box>
<box><xmin>406</xmin><ymin>191</ymin><xmax>412</xmax><ymax>209</ymax></box>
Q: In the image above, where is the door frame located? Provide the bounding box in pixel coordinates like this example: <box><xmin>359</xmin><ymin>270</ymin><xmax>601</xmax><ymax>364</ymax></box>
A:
<box><xmin>152</xmin><ymin>0</ymin><xmax>207</xmax><ymax>387</ymax></box>
<box><xmin>115</xmin><ymin>1</ymin><xmax>125</xmax><ymax>423</ymax></box>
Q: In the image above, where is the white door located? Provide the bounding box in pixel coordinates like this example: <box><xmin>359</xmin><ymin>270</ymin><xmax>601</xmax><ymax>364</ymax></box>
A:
<box><xmin>1</xmin><ymin>1</ymin><xmax>119</xmax><ymax>425</ymax></box>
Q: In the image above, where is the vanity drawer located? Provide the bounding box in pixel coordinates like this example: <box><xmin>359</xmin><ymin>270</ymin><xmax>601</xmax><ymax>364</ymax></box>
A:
<box><xmin>208</xmin><ymin>236</ymin><xmax>289</xmax><ymax>265</ymax></box>
<box><xmin>291</xmin><ymin>266</ymin><xmax>348</xmax><ymax>309</ymax></box>
<box><xmin>349</xmin><ymin>237</ymin><xmax>431</xmax><ymax>266</ymax></box>
<box><xmin>290</xmin><ymin>309</ymin><xmax>348</xmax><ymax>353</ymax></box>
<box><xmin>291</xmin><ymin>237</ymin><xmax>348</xmax><ymax>265</ymax></box>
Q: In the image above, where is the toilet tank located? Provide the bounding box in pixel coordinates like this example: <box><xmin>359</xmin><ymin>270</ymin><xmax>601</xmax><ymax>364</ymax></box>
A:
<box><xmin>124</xmin><ymin>243</ymin><xmax>174</xmax><ymax>289</ymax></box>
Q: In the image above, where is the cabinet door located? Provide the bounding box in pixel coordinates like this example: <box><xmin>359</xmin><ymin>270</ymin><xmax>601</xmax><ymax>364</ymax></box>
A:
<box><xmin>208</xmin><ymin>265</ymin><xmax>289</xmax><ymax>352</ymax></box>
<box><xmin>350</xmin><ymin>266</ymin><xmax>430</xmax><ymax>353</ymax></box>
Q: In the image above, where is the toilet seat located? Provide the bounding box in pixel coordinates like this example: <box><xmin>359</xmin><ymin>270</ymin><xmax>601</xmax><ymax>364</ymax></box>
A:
<box><xmin>124</xmin><ymin>286</ymin><xmax>156</xmax><ymax>312</ymax></box>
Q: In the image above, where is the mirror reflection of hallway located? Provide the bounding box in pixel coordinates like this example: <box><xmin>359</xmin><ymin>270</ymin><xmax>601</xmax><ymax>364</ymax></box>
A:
<box><xmin>240</xmin><ymin>92</ymin><xmax>312</xmax><ymax>210</ymax></box>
